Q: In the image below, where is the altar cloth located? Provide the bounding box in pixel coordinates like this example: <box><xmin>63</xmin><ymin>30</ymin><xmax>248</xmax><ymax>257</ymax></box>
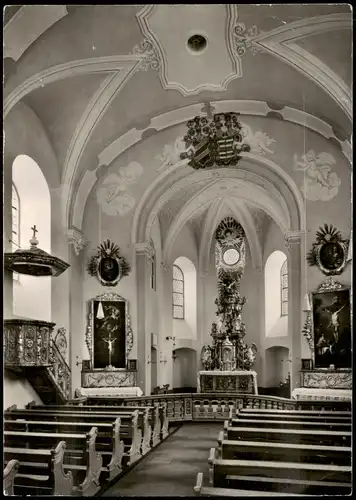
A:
<box><xmin>292</xmin><ymin>388</ymin><xmax>351</xmax><ymax>401</ymax></box>
<box><xmin>77</xmin><ymin>386</ymin><xmax>143</xmax><ymax>398</ymax></box>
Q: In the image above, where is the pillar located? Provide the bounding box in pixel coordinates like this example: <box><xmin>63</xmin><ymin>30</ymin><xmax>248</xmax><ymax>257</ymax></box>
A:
<box><xmin>159</xmin><ymin>261</ymin><xmax>174</xmax><ymax>389</ymax></box>
<box><xmin>196</xmin><ymin>268</ymin><xmax>208</xmax><ymax>372</ymax></box>
<box><xmin>135</xmin><ymin>242</ymin><xmax>155</xmax><ymax>395</ymax></box>
<box><xmin>285</xmin><ymin>231</ymin><xmax>303</xmax><ymax>395</ymax></box>
<box><xmin>68</xmin><ymin>228</ymin><xmax>88</xmax><ymax>397</ymax></box>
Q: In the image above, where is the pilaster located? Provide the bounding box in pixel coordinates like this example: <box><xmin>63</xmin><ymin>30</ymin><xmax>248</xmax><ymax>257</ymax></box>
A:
<box><xmin>285</xmin><ymin>231</ymin><xmax>303</xmax><ymax>394</ymax></box>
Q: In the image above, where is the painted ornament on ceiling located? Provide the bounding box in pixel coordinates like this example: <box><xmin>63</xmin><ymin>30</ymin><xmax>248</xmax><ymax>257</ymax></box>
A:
<box><xmin>293</xmin><ymin>150</ymin><xmax>340</xmax><ymax>201</ymax></box>
<box><xmin>97</xmin><ymin>161</ymin><xmax>143</xmax><ymax>216</ymax></box>
<box><xmin>155</xmin><ymin>137</ymin><xmax>192</xmax><ymax>172</ymax></box>
<box><xmin>240</xmin><ymin>124</ymin><xmax>275</xmax><ymax>156</ymax></box>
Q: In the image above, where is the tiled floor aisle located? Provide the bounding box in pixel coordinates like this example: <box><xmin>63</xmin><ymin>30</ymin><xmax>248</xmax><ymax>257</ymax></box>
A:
<box><xmin>102</xmin><ymin>422</ymin><xmax>222</xmax><ymax>497</ymax></box>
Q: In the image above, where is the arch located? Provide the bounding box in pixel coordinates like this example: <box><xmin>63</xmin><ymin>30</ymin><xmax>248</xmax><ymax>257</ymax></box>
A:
<box><xmin>265</xmin><ymin>250</ymin><xmax>288</xmax><ymax>338</ymax></box>
<box><xmin>12</xmin><ymin>155</ymin><xmax>51</xmax><ymax>322</ymax></box>
<box><xmin>132</xmin><ymin>155</ymin><xmax>304</xmax><ymax>253</ymax></box>
<box><xmin>72</xmin><ymin>101</ymin><xmax>348</xmax><ymax>234</ymax></box>
<box><xmin>163</xmin><ymin>175</ymin><xmax>290</xmax><ymax>264</ymax></box>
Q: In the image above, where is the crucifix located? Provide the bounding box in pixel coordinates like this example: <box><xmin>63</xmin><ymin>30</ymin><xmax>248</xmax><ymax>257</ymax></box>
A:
<box><xmin>103</xmin><ymin>331</ymin><xmax>117</xmax><ymax>367</ymax></box>
<box><xmin>31</xmin><ymin>225</ymin><xmax>38</xmax><ymax>238</ymax></box>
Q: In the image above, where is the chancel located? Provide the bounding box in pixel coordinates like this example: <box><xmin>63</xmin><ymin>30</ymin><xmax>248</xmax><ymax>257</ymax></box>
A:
<box><xmin>3</xmin><ymin>4</ymin><xmax>352</xmax><ymax>497</ymax></box>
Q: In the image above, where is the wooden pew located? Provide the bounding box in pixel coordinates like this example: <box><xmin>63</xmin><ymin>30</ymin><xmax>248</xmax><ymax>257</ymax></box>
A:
<box><xmin>3</xmin><ymin>459</ymin><xmax>20</xmax><ymax>496</ymax></box>
<box><xmin>193</xmin><ymin>472</ymin><xmax>306</xmax><ymax>497</ymax></box>
<box><xmin>4</xmin><ymin>428</ymin><xmax>102</xmax><ymax>496</ymax></box>
<box><xmin>208</xmin><ymin>448</ymin><xmax>351</xmax><ymax>492</ymax></box>
<box><xmin>223</xmin><ymin>421</ymin><xmax>351</xmax><ymax>447</ymax></box>
<box><xmin>71</xmin><ymin>399</ymin><xmax>169</xmax><ymax>441</ymax></box>
<box><xmin>29</xmin><ymin>403</ymin><xmax>160</xmax><ymax>451</ymax></box>
<box><xmin>217</xmin><ymin>431</ymin><xmax>351</xmax><ymax>466</ymax></box>
<box><xmin>4</xmin><ymin>441</ymin><xmax>74</xmax><ymax>496</ymax></box>
<box><xmin>240</xmin><ymin>408</ymin><xmax>351</xmax><ymax>417</ymax></box>
<box><xmin>234</xmin><ymin>410</ymin><xmax>351</xmax><ymax>423</ymax></box>
<box><xmin>5</xmin><ymin>408</ymin><xmax>142</xmax><ymax>467</ymax></box>
<box><xmin>229</xmin><ymin>418</ymin><xmax>351</xmax><ymax>432</ymax></box>
<box><xmin>4</xmin><ymin>418</ymin><xmax>124</xmax><ymax>483</ymax></box>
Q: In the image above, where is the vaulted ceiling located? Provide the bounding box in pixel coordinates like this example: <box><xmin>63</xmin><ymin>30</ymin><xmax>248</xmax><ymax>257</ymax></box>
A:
<box><xmin>4</xmin><ymin>5</ymin><xmax>352</xmax><ymax>244</ymax></box>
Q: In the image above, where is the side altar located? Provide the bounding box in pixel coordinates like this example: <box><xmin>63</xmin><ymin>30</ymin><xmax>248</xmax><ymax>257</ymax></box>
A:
<box><xmin>80</xmin><ymin>292</ymin><xmax>141</xmax><ymax>397</ymax></box>
<box><xmin>198</xmin><ymin>218</ymin><xmax>258</xmax><ymax>395</ymax></box>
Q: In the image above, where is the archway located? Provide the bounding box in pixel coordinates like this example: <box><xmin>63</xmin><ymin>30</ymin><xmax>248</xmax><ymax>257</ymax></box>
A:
<box><xmin>264</xmin><ymin>346</ymin><xmax>291</xmax><ymax>396</ymax></box>
<box><xmin>173</xmin><ymin>348</ymin><xmax>197</xmax><ymax>392</ymax></box>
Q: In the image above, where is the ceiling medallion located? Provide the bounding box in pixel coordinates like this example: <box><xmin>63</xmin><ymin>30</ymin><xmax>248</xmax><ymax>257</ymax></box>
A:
<box><xmin>187</xmin><ymin>34</ymin><xmax>208</xmax><ymax>53</ymax></box>
<box><xmin>180</xmin><ymin>112</ymin><xmax>251</xmax><ymax>169</ymax></box>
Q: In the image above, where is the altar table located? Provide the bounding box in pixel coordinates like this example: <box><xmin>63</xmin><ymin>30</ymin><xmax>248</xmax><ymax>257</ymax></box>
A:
<box><xmin>197</xmin><ymin>370</ymin><xmax>258</xmax><ymax>394</ymax></box>
<box><xmin>292</xmin><ymin>388</ymin><xmax>351</xmax><ymax>402</ymax></box>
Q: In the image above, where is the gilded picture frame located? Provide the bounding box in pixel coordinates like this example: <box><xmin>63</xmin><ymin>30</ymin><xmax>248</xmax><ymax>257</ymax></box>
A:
<box><xmin>86</xmin><ymin>292</ymin><xmax>133</xmax><ymax>370</ymax></box>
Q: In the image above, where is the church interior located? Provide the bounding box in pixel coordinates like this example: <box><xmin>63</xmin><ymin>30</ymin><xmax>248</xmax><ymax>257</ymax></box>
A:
<box><xmin>3</xmin><ymin>4</ymin><xmax>352</xmax><ymax>497</ymax></box>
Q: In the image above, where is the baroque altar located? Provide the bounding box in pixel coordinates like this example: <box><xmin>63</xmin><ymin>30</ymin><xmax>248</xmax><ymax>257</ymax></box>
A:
<box><xmin>82</xmin><ymin>292</ymin><xmax>141</xmax><ymax>396</ymax></box>
<box><xmin>198</xmin><ymin>218</ymin><xmax>258</xmax><ymax>395</ymax></box>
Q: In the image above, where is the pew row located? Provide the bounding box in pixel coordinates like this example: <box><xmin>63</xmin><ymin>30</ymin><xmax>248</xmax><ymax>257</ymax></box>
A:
<box><xmin>239</xmin><ymin>408</ymin><xmax>351</xmax><ymax>417</ymax></box>
<box><xmin>233</xmin><ymin>409</ymin><xmax>351</xmax><ymax>423</ymax></box>
<box><xmin>68</xmin><ymin>399</ymin><xmax>169</xmax><ymax>441</ymax></box>
<box><xmin>193</xmin><ymin>472</ymin><xmax>306</xmax><ymax>497</ymax></box>
<box><xmin>217</xmin><ymin>431</ymin><xmax>351</xmax><ymax>466</ymax></box>
<box><xmin>4</xmin><ymin>428</ymin><xmax>102</xmax><ymax>496</ymax></box>
<box><xmin>5</xmin><ymin>408</ymin><xmax>142</xmax><ymax>466</ymax></box>
<box><xmin>28</xmin><ymin>402</ymin><xmax>162</xmax><ymax>449</ymax></box>
<box><xmin>4</xmin><ymin>441</ymin><xmax>74</xmax><ymax>496</ymax></box>
<box><xmin>208</xmin><ymin>448</ymin><xmax>351</xmax><ymax>492</ymax></box>
<box><xmin>223</xmin><ymin>421</ymin><xmax>351</xmax><ymax>447</ymax></box>
<box><xmin>229</xmin><ymin>418</ymin><xmax>351</xmax><ymax>432</ymax></box>
<box><xmin>3</xmin><ymin>459</ymin><xmax>20</xmax><ymax>496</ymax></box>
<box><xmin>4</xmin><ymin>418</ymin><xmax>124</xmax><ymax>483</ymax></box>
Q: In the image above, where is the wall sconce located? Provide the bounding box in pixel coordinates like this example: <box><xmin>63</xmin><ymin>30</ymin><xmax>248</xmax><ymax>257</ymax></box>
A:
<box><xmin>160</xmin><ymin>352</ymin><xmax>167</xmax><ymax>364</ymax></box>
<box><xmin>166</xmin><ymin>336</ymin><xmax>175</xmax><ymax>341</ymax></box>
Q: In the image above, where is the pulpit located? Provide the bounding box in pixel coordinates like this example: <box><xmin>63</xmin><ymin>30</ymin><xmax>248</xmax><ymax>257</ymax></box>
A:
<box><xmin>198</xmin><ymin>370</ymin><xmax>258</xmax><ymax>394</ymax></box>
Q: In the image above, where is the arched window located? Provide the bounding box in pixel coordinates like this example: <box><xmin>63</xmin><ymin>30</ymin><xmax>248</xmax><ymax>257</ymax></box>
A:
<box><xmin>173</xmin><ymin>265</ymin><xmax>184</xmax><ymax>319</ymax></box>
<box><xmin>12</xmin><ymin>183</ymin><xmax>20</xmax><ymax>280</ymax></box>
<box><xmin>280</xmin><ymin>260</ymin><xmax>288</xmax><ymax>316</ymax></box>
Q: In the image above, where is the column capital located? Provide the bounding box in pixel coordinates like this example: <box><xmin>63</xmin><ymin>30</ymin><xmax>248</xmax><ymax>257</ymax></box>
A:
<box><xmin>67</xmin><ymin>227</ymin><xmax>89</xmax><ymax>256</ymax></box>
<box><xmin>284</xmin><ymin>230</ymin><xmax>304</xmax><ymax>250</ymax></box>
<box><xmin>134</xmin><ymin>241</ymin><xmax>155</xmax><ymax>259</ymax></box>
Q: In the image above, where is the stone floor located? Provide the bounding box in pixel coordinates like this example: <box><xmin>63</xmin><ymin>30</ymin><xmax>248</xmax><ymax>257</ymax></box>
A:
<box><xmin>102</xmin><ymin>422</ymin><xmax>222</xmax><ymax>497</ymax></box>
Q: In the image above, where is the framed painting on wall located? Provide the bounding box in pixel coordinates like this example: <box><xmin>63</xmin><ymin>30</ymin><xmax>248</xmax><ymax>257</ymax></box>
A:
<box><xmin>86</xmin><ymin>292</ymin><xmax>133</xmax><ymax>370</ymax></box>
<box><xmin>311</xmin><ymin>283</ymin><xmax>351</xmax><ymax>369</ymax></box>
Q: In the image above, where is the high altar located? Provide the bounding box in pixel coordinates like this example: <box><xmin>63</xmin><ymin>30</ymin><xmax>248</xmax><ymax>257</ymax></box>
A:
<box><xmin>198</xmin><ymin>218</ymin><xmax>258</xmax><ymax>395</ymax></box>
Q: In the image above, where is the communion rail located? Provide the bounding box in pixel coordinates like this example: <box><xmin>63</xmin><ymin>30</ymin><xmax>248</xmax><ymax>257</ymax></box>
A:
<box><xmin>70</xmin><ymin>393</ymin><xmax>350</xmax><ymax>421</ymax></box>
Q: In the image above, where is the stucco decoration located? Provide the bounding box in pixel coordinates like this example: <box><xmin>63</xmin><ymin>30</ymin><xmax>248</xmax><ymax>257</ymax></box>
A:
<box><xmin>293</xmin><ymin>150</ymin><xmax>341</xmax><ymax>201</ymax></box>
<box><xmin>240</xmin><ymin>124</ymin><xmax>275</xmax><ymax>156</ymax></box>
<box><xmin>130</xmin><ymin>39</ymin><xmax>160</xmax><ymax>72</ymax></box>
<box><xmin>233</xmin><ymin>23</ymin><xmax>264</xmax><ymax>57</ymax></box>
<box><xmin>97</xmin><ymin>161</ymin><xmax>143</xmax><ymax>216</ymax></box>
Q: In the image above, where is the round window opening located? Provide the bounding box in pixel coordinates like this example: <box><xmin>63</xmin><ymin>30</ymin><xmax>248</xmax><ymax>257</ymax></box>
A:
<box><xmin>223</xmin><ymin>248</ymin><xmax>240</xmax><ymax>266</ymax></box>
<box><xmin>187</xmin><ymin>34</ymin><xmax>207</xmax><ymax>53</ymax></box>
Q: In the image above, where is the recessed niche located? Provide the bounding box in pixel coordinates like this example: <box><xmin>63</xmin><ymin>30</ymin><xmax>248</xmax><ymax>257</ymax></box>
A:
<box><xmin>187</xmin><ymin>34</ymin><xmax>207</xmax><ymax>53</ymax></box>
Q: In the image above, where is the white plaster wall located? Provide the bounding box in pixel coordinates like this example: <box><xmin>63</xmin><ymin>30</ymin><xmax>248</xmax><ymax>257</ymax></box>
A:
<box><xmin>172</xmin><ymin>348</ymin><xmax>197</xmax><ymax>388</ymax></box>
<box><xmin>4</xmin><ymin>372</ymin><xmax>43</xmax><ymax>409</ymax></box>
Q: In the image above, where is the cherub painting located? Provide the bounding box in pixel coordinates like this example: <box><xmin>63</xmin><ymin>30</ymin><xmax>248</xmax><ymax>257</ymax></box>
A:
<box><xmin>293</xmin><ymin>150</ymin><xmax>341</xmax><ymax>201</ymax></box>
